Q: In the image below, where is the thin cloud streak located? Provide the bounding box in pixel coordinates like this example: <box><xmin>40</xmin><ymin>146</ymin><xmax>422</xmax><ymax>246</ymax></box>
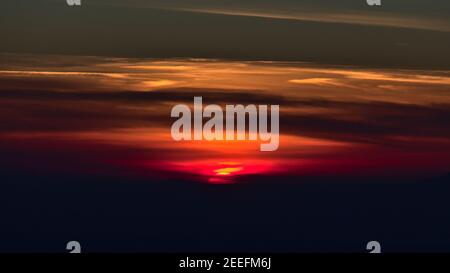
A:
<box><xmin>173</xmin><ymin>7</ymin><xmax>450</xmax><ymax>32</ymax></box>
<box><xmin>84</xmin><ymin>0</ymin><xmax>450</xmax><ymax>32</ymax></box>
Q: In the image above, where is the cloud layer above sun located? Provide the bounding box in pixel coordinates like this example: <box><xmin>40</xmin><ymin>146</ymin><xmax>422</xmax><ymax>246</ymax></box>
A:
<box><xmin>2</xmin><ymin>0</ymin><xmax>450</xmax><ymax>69</ymax></box>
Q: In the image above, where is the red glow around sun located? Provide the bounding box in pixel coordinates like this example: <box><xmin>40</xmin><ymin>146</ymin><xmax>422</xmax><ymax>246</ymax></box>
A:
<box><xmin>168</xmin><ymin>160</ymin><xmax>276</xmax><ymax>184</ymax></box>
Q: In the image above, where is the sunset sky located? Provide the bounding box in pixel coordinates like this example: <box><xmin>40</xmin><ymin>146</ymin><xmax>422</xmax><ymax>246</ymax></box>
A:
<box><xmin>1</xmin><ymin>0</ymin><xmax>449</xmax><ymax>252</ymax></box>
<box><xmin>1</xmin><ymin>54</ymin><xmax>449</xmax><ymax>183</ymax></box>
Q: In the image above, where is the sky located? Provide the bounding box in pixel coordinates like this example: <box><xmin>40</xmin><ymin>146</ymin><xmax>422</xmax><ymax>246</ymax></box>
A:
<box><xmin>1</xmin><ymin>0</ymin><xmax>450</xmax><ymax>68</ymax></box>
<box><xmin>1</xmin><ymin>54</ymin><xmax>449</xmax><ymax>183</ymax></box>
<box><xmin>1</xmin><ymin>0</ymin><xmax>450</xmax><ymax>252</ymax></box>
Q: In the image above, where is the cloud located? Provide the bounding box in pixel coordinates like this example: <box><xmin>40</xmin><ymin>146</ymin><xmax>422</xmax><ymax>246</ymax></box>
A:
<box><xmin>1</xmin><ymin>85</ymin><xmax>449</xmax><ymax>145</ymax></box>
<box><xmin>173</xmin><ymin>7</ymin><xmax>450</xmax><ymax>32</ymax></box>
<box><xmin>1</xmin><ymin>54</ymin><xmax>449</xmax><ymax>179</ymax></box>
<box><xmin>85</xmin><ymin>0</ymin><xmax>450</xmax><ymax>32</ymax></box>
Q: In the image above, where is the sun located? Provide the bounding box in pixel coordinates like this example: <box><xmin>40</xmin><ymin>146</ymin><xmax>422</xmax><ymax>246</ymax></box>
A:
<box><xmin>214</xmin><ymin>167</ymin><xmax>244</xmax><ymax>176</ymax></box>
